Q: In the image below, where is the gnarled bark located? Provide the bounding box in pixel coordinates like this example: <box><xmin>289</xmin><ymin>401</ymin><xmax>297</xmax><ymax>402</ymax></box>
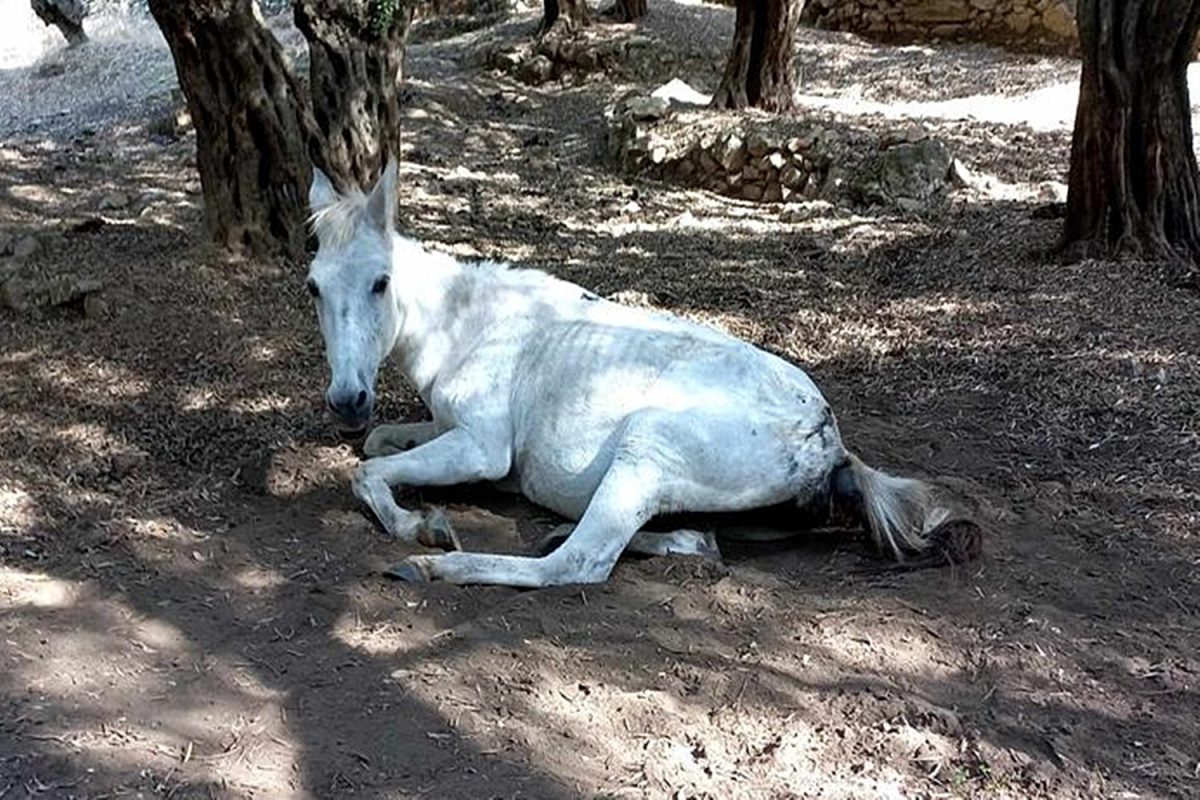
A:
<box><xmin>147</xmin><ymin>0</ymin><xmax>314</xmax><ymax>258</ymax></box>
<box><xmin>293</xmin><ymin>0</ymin><xmax>412</xmax><ymax>192</ymax></box>
<box><xmin>540</xmin><ymin>0</ymin><xmax>590</xmax><ymax>36</ymax></box>
<box><xmin>32</xmin><ymin>0</ymin><xmax>87</xmax><ymax>47</ymax></box>
<box><xmin>1062</xmin><ymin>0</ymin><xmax>1200</xmax><ymax>279</ymax></box>
<box><xmin>604</xmin><ymin>0</ymin><xmax>646</xmax><ymax>23</ymax></box>
<box><xmin>711</xmin><ymin>0</ymin><xmax>803</xmax><ymax>112</ymax></box>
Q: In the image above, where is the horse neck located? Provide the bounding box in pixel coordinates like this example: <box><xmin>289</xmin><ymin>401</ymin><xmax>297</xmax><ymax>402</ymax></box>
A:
<box><xmin>389</xmin><ymin>235</ymin><xmax>469</xmax><ymax>395</ymax></box>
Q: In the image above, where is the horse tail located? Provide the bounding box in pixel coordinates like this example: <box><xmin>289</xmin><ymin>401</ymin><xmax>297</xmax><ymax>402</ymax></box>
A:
<box><xmin>833</xmin><ymin>452</ymin><xmax>980</xmax><ymax>565</ymax></box>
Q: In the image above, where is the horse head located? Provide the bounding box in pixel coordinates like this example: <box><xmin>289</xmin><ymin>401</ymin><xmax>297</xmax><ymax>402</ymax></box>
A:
<box><xmin>305</xmin><ymin>160</ymin><xmax>401</xmax><ymax>434</ymax></box>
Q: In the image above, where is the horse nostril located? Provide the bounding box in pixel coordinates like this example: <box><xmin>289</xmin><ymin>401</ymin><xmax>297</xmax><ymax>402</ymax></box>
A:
<box><xmin>355</xmin><ymin>390</ymin><xmax>368</xmax><ymax>409</ymax></box>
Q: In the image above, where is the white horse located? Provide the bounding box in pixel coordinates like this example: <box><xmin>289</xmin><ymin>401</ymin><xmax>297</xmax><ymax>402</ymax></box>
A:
<box><xmin>305</xmin><ymin>161</ymin><xmax>973</xmax><ymax>587</ymax></box>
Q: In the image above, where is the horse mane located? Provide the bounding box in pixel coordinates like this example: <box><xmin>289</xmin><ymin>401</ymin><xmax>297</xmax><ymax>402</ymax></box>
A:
<box><xmin>309</xmin><ymin>188</ymin><xmax>372</xmax><ymax>248</ymax></box>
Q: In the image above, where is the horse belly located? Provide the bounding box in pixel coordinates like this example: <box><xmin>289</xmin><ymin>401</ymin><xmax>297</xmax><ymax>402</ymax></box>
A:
<box><xmin>512</xmin><ymin>407</ymin><xmax>628</xmax><ymax>521</ymax></box>
<box><xmin>508</xmin><ymin>325</ymin><xmax>840</xmax><ymax>519</ymax></box>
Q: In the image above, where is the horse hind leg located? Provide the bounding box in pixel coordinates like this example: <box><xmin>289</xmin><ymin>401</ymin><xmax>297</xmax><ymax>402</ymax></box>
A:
<box><xmin>386</xmin><ymin>448</ymin><xmax>664</xmax><ymax>586</ymax></box>
<box><xmin>538</xmin><ymin>524</ymin><xmax>721</xmax><ymax>560</ymax></box>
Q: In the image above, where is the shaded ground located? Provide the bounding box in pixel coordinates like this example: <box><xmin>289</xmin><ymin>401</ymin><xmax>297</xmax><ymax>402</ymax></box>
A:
<box><xmin>2</xmin><ymin>3</ymin><xmax>1199</xmax><ymax>799</ymax></box>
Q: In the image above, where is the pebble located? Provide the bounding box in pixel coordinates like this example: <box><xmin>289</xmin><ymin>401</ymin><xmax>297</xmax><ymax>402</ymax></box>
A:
<box><xmin>98</xmin><ymin>191</ymin><xmax>130</xmax><ymax>211</ymax></box>
<box><xmin>12</xmin><ymin>236</ymin><xmax>40</xmax><ymax>259</ymax></box>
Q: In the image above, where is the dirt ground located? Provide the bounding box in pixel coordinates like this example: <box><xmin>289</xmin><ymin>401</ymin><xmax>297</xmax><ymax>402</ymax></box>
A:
<box><xmin>2</xmin><ymin>3</ymin><xmax>1200</xmax><ymax>799</ymax></box>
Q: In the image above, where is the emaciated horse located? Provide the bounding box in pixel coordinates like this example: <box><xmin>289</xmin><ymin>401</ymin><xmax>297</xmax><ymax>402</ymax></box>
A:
<box><xmin>305</xmin><ymin>161</ymin><xmax>975</xmax><ymax>587</ymax></box>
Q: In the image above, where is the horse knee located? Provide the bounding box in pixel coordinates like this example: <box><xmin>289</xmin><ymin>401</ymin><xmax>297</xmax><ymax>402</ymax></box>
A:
<box><xmin>351</xmin><ymin>463</ymin><xmax>373</xmax><ymax>501</ymax></box>
<box><xmin>542</xmin><ymin>545</ymin><xmax>616</xmax><ymax>585</ymax></box>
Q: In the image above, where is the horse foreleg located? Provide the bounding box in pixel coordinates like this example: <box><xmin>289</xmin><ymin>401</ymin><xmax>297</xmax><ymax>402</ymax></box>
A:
<box><xmin>387</xmin><ymin>455</ymin><xmax>661</xmax><ymax>586</ymax></box>
<box><xmin>363</xmin><ymin>421</ymin><xmax>440</xmax><ymax>457</ymax></box>
<box><xmin>352</xmin><ymin>428</ymin><xmax>510</xmax><ymax>543</ymax></box>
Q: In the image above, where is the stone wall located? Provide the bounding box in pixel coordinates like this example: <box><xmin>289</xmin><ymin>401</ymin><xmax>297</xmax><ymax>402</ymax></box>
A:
<box><xmin>605</xmin><ymin>95</ymin><xmax>960</xmax><ymax>210</ymax></box>
<box><xmin>606</xmin><ymin>96</ymin><xmax>830</xmax><ymax>203</ymax></box>
<box><xmin>802</xmin><ymin>0</ymin><xmax>1079</xmax><ymax>53</ymax></box>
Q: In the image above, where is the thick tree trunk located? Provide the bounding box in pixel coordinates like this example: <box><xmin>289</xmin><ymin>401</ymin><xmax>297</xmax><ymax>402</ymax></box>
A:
<box><xmin>1062</xmin><ymin>0</ymin><xmax>1200</xmax><ymax>278</ymax></box>
<box><xmin>711</xmin><ymin>0</ymin><xmax>803</xmax><ymax>112</ymax></box>
<box><xmin>604</xmin><ymin>0</ymin><xmax>646</xmax><ymax>23</ymax></box>
<box><xmin>540</xmin><ymin>0</ymin><xmax>590</xmax><ymax>35</ymax></box>
<box><xmin>31</xmin><ymin>0</ymin><xmax>88</xmax><ymax>47</ymax></box>
<box><xmin>147</xmin><ymin>0</ymin><xmax>313</xmax><ymax>259</ymax></box>
<box><xmin>293</xmin><ymin>0</ymin><xmax>412</xmax><ymax>192</ymax></box>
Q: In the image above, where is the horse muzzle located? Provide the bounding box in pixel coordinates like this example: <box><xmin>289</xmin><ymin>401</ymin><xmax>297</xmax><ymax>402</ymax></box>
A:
<box><xmin>326</xmin><ymin>385</ymin><xmax>374</xmax><ymax>435</ymax></box>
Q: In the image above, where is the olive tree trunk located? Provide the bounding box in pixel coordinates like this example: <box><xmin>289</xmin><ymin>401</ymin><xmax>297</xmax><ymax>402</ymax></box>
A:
<box><xmin>540</xmin><ymin>0</ymin><xmax>590</xmax><ymax>35</ymax></box>
<box><xmin>31</xmin><ymin>0</ymin><xmax>87</xmax><ymax>46</ymax></box>
<box><xmin>605</xmin><ymin>0</ymin><xmax>646</xmax><ymax>23</ymax></box>
<box><xmin>1062</xmin><ymin>0</ymin><xmax>1200</xmax><ymax>279</ymax></box>
<box><xmin>147</xmin><ymin>0</ymin><xmax>314</xmax><ymax>258</ymax></box>
<box><xmin>711</xmin><ymin>0</ymin><xmax>803</xmax><ymax>112</ymax></box>
<box><xmin>293</xmin><ymin>0</ymin><xmax>412</xmax><ymax>192</ymax></box>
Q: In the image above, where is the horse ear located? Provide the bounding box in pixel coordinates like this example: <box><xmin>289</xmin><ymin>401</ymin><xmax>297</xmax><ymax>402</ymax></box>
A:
<box><xmin>366</xmin><ymin>157</ymin><xmax>398</xmax><ymax>234</ymax></box>
<box><xmin>309</xmin><ymin>167</ymin><xmax>338</xmax><ymax>213</ymax></box>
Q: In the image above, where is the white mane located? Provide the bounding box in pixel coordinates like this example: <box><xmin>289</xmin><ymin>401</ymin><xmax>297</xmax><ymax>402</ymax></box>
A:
<box><xmin>308</xmin><ymin>187</ymin><xmax>373</xmax><ymax>248</ymax></box>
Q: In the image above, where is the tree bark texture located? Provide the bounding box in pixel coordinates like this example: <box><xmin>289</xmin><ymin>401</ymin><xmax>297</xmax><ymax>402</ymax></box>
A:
<box><xmin>1063</xmin><ymin>0</ymin><xmax>1200</xmax><ymax>274</ymax></box>
<box><xmin>540</xmin><ymin>0</ymin><xmax>591</xmax><ymax>35</ymax></box>
<box><xmin>711</xmin><ymin>0</ymin><xmax>803</xmax><ymax>112</ymax></box>
<box><xmin>293</xmin><ymin>0</ymin><xmax>412</xmax><ymax>193</ymax></box>
<box><xmin>147</xmin><ymin>0</ymin><xmax>314</xmax><ymax>259</ymax></box>
<box><xmin>605</xmin><ymin>0</ymin><xmax>646</xmax><ymax>23</ymax></box>
<box><xmin>32</xmin><ymin>0</ymin><xmax>88</xmax><ymax>47</ymax></box>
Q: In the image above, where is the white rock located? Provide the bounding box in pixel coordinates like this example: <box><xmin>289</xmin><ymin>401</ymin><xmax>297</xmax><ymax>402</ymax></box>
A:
<box><xmin>1037</xmin><ymin>181</ymin><xmax>1068</xmax><ymax>203</ymax></box>
<box><xmin>98</xmin><ymin>191</ymin><xmax>130</xmax><ymax>211</ymax></box>
<box><xmin>650</xmin><ymin>78</ymin><xmax>711</xmax><ymax>107</ymax></box>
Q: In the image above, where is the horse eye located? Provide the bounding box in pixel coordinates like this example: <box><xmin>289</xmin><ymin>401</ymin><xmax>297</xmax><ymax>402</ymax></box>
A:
<box><xmin>372</xmin><ymin>275</ymin><xmax>390</xmax><ymax>295</ymax></box>
<box><xmin>306</xmin><ymin>279</ymin><xmax>320</xmax><ymax>298</ymax></box>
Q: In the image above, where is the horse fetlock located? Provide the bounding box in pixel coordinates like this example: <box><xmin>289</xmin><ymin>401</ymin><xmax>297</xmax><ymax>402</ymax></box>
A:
<box><xmin>383</xmin><ymin>556</ymin><xmax>435</xmax><ymax>583</ymax></box>
<box><xmin>351</xmin><ymin>466</ymin><xmax>422</xmax><ymax>541</ymax></box>
<box><xmin>691</xmin><ymin>530</ymin><xmax>721</xmax><ymax>559</ymax></box>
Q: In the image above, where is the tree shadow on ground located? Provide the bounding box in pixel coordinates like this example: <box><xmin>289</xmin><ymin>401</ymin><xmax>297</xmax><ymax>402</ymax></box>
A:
<box><xmin>3</xmin><ymin>183</ymin><xmax>1199</xmax><ymax>796</ymax></box>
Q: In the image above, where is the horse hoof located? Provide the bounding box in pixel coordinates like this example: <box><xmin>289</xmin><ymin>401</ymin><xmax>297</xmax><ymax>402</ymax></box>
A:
<box><xmin>694</xmin><ymin>531</ymin><xmax>722</xmax><ymax>560</ymax></box>
<box><xmin>417</xmin><ymin>508</ymin><xmax>460</xmax><ymax>551</ymax></box>
<box><xmin>383</xmin><ymin>558</ymin><xmax>433</xmax><ymax>582</ymax></box>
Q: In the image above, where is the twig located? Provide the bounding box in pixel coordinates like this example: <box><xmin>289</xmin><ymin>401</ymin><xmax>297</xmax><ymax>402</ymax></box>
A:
<box><xmin>239</xmin><ymin>653</ymin><xmax>283</xmax><ymax>677</ymax></box>
<box><xmin>23</xmin><ymin>734</ymin><xmax>73</xmax><ymax>745</ymax></box>
<box><xmin>733</xmin><ymin>676</ymin><xmax>749</xmax><ymax>710</ymax></box>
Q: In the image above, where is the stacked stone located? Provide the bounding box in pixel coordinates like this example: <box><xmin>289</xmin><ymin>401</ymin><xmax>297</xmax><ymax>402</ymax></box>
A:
<box><xmin>606</xmin><ymin>96</ymin><xmax>828</xmax><ymax>203</ymax></box>
<box><xmin>605</xmin><ymin>96</ymin><xmax>674</xmax><ymax>174</ymax></box>
<box><xmin>673</xmin><ymin>131</ymin><xmax>824</xmax><ymax>203</ymax></box>
<box><xmin>490</xmin><ymin>33</ymin><xmax>653</xmax><ymax>86</ymax></box>
<box><xmin>803</xmin><ymin>0</ymin><xmax>1078</xmax><ymax>52</ymax></box>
